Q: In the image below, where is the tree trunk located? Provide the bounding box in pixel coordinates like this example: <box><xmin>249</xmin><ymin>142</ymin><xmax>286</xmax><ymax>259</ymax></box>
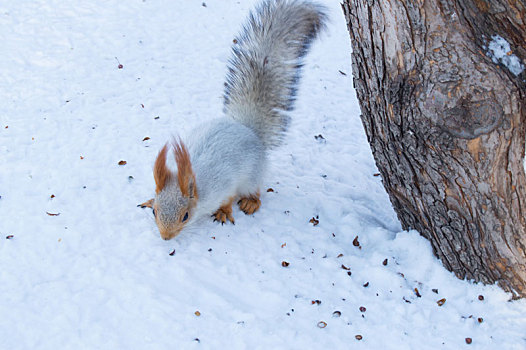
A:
<box><xmin>342</xmin><ymin>0</ymin><xmax>526</xmax><ymax>298</ymax></box>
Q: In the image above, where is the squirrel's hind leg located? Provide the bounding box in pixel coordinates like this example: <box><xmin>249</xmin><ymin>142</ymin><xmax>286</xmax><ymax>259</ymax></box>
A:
<box><xmin>238</xmin><ymin>191</ymin><xmax>261</xmax><ymax>215</ymax></box>
<box><xmin>213</xmin><ymin>197</ymin><xmax>236</xmax><ymax>225</ymax></box>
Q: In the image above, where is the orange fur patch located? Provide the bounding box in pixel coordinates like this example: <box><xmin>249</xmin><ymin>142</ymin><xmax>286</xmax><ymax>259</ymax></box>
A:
<box><xmin>154</xmin><ymin>144</ymin><xmax>172</xmax><ymax>194</ymax></box>
<box><xmin>173</xmin><ymin>139</ymin><xmax>196</xmax><ymax>198</ymax></box>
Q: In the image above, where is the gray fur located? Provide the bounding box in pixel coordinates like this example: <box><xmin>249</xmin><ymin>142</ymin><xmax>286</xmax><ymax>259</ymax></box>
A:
<box><xmin>156</xmin><ymin>180</ymin><xmax>190</xmax><ymax>224</ymax></box>
<box><xmin>223</xmin><ymin>0</ymin><xmax>327</xmax><ymax>148</ymax></box>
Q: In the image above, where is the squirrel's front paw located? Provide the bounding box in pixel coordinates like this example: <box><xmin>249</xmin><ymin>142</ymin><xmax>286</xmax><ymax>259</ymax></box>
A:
<box><xmin>238</xmin><ymin>193</ymin><xmax>261</xmax><ymax>215</ymax></box>
<box><xmin>212</xmin><ymin>198</ymin><xmax>235</xmax><ymax>225</ymax></box>
<box><xmin>138</xmin><ymin>198</ymin><xmax>154</xmax><ymax>208</ymax></box>
<box><xmin>212</xmin><ymin>207</ymin><xmax>235</xmax><ymax>225</ymax></box>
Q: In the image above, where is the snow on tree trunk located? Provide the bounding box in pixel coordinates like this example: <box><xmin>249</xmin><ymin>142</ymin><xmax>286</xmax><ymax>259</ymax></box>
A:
<box><xmin>342</xmin><ymin>0</ymin><xmax>526</xmax><ymax>297</ymax></box>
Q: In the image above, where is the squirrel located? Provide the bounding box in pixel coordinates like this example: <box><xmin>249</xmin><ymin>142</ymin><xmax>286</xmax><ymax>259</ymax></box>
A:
<box><xmin>140</xmin><ymin>0</ymin><xmax>327</xmax><ymax>240</ymax></box>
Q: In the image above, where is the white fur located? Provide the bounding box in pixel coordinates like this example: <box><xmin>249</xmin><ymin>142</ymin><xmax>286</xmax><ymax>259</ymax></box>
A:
<box><xmin>185</xmin><ymin>118</ymin><xmax>266</xmax><ymax>224</ymax></box>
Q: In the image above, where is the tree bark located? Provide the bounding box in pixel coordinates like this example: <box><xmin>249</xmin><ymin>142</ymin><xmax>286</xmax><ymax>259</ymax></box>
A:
<box><xmin>342</xmin><ymin>0</ymin><xmax>526</xmax><ymax>297</ymax></box>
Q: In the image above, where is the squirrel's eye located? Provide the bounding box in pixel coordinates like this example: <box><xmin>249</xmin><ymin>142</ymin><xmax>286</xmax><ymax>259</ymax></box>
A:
<box><xmin>182</xmin><ymin>212</ymin><xmax>189</xmax><ymax>222</ymax></box>
<box><xmin>153</xmin><ymin>209</ymin><xmax>156</xmax><ymax>217</ymax></box>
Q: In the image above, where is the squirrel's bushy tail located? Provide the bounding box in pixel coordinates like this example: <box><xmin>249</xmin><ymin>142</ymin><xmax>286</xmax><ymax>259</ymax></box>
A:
<box><xmin>223</xmin><ymin>0</ymin><xmax>327</xmax><ymax>148</ymax></box>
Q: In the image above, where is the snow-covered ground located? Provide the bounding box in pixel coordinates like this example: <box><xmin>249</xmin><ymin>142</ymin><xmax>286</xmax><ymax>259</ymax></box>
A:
<box><xmin>1</xmin><ymin>1</ymin><xmax>525</xmax><ymax>349</ymax></box>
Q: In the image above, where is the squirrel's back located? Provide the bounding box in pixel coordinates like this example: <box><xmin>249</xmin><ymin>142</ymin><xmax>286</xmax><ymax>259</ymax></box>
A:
<box><xmin>223</xmin><ymin>0</ymin><xmax>327</xmax><ymax>149</ymax></box>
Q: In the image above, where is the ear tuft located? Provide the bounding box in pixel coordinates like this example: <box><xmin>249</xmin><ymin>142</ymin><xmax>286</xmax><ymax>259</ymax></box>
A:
<box><xmin>154</xmin><ymin>144</ymin><xmax>172</xmax><ymax>193</ymax></box>
<box><xmin>173</xmin><ymin>138</ymin><xmax>196</xmax><ymax>198</ymax></box>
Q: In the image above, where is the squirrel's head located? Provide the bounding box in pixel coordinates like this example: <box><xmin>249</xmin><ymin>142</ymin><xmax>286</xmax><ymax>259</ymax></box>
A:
<box><xmin>152</xmin><ymin>140</ymin><xmax>198</xmax><ymax>240</ymax></box>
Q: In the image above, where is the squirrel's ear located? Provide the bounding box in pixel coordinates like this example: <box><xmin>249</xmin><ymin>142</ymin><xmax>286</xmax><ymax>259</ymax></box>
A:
<box><xmin>188</xmin><ymin>176</ymin><xmax>197</xmax><ymax>199</ymax></box>
<box><xmin>154</xmin><ymin>144</ymin><xmax>172</xmax><ymax>193</ymax></box>
<box><xmin>173</xmin><ymin>139</ymin><xmax>197</xmax><ymax>198</ymax></box>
